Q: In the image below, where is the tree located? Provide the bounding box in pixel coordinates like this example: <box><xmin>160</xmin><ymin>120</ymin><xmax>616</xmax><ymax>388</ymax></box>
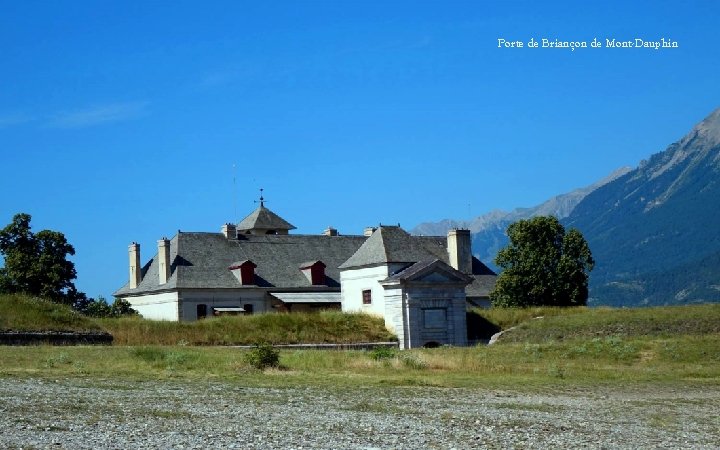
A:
<box><xmin>0</xmin><ymin>213</ymin><xmax>79</xmax><ymax>305</ymax></box>
<box><xmin>74</xmin><ymin>294</ymin><xmax>138</xmax><ymax>318</ymax></box>
<box><xmin>490</xmin><ymin>216</ymin><xmax>594</xmax><ymax>307</ymax></box>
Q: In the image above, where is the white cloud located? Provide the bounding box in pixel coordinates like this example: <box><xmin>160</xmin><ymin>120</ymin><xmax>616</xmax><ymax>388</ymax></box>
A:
<box><xmin>48</xmin><ymin>101</ymin><xmax>149</xmax><ymax>129</ymax></box>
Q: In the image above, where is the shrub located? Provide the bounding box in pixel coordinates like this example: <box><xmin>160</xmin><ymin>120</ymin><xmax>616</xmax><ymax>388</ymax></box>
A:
<box><xmin>369</xmin><ymin>346</ymin><xmax>396</xmax><ymax>361</ymax></box>
<box><xmin>244</xmin><ymin>343</ymin><xmax>280</xmax><ymax>370</ymax></box>
<box><xmin>399</xmin><ymin>353</ymin><xmax>427</xmax><ymax>370</ymax></box>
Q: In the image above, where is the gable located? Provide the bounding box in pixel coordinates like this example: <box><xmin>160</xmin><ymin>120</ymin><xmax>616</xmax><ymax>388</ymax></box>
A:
<box><xmin>385</xmin><ymin>259</ymin><xmax>474</xmax><ymax>285</ymax></box>
<box><xmin>417</xmin><ymin>271</ymin><xmax>459</xmax><ymax>283</ymax></box>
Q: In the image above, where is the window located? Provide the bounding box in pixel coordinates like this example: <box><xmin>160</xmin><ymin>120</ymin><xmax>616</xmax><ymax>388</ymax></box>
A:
<box><xmin>197</xmin><ymin>304</ymin><xmax>207</xmax><ymax>320</ymax></box>
<box><xmin>244</xmin><ymin>304</ymin><xmax>254</xmax><ymax>315</ymax></box>
<box><xmin>362</xmin><ymin>290</ymin><xmax>372</xmax><ymax>305</ymax></box>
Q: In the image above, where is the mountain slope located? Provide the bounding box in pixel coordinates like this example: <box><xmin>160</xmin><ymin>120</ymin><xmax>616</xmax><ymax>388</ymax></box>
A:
<box><xmin>412</xmin><ymin>167</ymin><xmax>631</xmax><ymax>270</ymax></box>
<box><xmin>565</xmin><ymin>108</ymin><xmax>720</xmax><ymax>306</ymax></box>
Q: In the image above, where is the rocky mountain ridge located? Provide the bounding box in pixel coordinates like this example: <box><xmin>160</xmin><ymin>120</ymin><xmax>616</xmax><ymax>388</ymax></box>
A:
<box><xmin>411</xmin><ymin>166</ymin><xmax>631</xmax><ymax>270</ymax></box>
<box><xmin>413</xmin><ymin>107</ymin><xmax>720</xmax><ymax>306</ymax></box>
<box><xmin>565</xmin><ymin>107</ymin><xmax>720</xmax><ymax>305</ymax></box>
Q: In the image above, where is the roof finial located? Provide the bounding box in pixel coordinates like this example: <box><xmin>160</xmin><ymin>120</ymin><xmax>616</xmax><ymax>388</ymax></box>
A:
<box><xmin>254</xmin><ymin>188</ymin><xmax>265</xmax><ymax>207</ymax></box>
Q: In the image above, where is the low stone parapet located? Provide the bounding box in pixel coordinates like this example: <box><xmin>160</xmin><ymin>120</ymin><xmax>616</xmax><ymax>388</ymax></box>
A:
<box><xmin>0</xmin><ymin>331</ymin><xmax>113</xmax><ymax>345</ymax></box>
<box><xmin>232</xmin><ymin>341</ymin><xmax>398</xmax><ymax>350</ymax></box>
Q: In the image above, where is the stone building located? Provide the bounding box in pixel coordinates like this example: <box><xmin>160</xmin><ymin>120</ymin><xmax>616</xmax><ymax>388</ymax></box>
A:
<box><xmin>114</xmin><ymin>202</ymin><xmax>496</xmax><ymax>348</ymax></box>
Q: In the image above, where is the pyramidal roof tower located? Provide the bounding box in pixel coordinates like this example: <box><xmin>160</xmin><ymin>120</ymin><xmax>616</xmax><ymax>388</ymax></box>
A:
<box><xmin>236</xmin><ymin>190</ymin><xmax>296</xmax><ymax>235</ymax></box>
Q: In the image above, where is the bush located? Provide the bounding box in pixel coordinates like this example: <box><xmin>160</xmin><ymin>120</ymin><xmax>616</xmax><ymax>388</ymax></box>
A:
<box><xmin>369</xmin><ymin>346</ymin><xmax>396</xmax><ymax>361</ymax></box>
<box><xmin>244</xmin><ymin>343</ymin><xmax>280</xmax><ymax>370</ymax></box>
<box><xmin>76</xmin><ymin>296</ymin><xmax>138</xmax><ymax>318</ymax></box>
<box><xmin>399</xmin><ymin>353</ymin><xmax>427</xmax><ymax>370</ymax></box>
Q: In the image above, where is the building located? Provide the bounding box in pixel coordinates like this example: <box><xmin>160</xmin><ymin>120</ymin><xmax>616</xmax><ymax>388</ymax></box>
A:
<box><xmin>114</xmin><ymin>202</ymin><xmax>496</xmax><ymax>348</ymax></box>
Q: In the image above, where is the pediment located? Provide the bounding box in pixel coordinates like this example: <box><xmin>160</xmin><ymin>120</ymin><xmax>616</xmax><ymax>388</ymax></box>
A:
<box><xmin>417</xmin><ymin>271</ymin><xmax>459</xmax><ymax>283</ymax></box>
<box><xmin>415</xmin><ymin>269</ymin><xmax>469</xmax><ymax>283</ymax></box>
<box><xmin>388</xmin><ymin>259</ymin><xmax>473</xmax><ymax>284</ymax></box>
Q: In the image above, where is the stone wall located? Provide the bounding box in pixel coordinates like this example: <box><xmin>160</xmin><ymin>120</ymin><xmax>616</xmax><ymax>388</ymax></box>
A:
<box><xmin>0</xmin><ymin>331</ymin><xmax>113</xmax><ymax>345</ymax></box>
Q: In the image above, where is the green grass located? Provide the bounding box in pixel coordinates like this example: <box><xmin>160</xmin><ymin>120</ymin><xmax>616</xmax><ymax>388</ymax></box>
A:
<box><xmin>2</xmin><ymin>294</ymin><xmax>718</xmax><ymax>390</ymax></box>
<box><xmin>0</xmin><ymin>293</ymin><xmax>101</xmax><ymax>332</ymax></box>
<box><xmin>1</xmin><ymin>333</ymin><xmax>718</xmax><ymax>388</ymax></box>
<box><xmin>471</xmin><ymin>305</ymin><xmax>591</xmax><ymax>330</ymax></box>
<box><xmin>480</xmin><ymin>304</ymin><xmax>720</xmax><ymax>343</ymax></box>
<box><xmin>0</xmin><ymin>293</ymin><xmax>395</xmax><ymax>345</ymax></box>
<box><xmin>98</xmin><ymin>310</ymin><xmax>396</xmax><ymax>345</ymax></box>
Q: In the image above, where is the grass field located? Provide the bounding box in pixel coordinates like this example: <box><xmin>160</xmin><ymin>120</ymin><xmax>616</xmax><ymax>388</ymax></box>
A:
<box><xmin>1</xmin><ymin>333</ymin><xmax>718</xmax><ymax>388</ymax></box>
<box><xmin>2</xmin><ymin>293</ymin><xmax>718</xmax><ymax>389</ymax></box>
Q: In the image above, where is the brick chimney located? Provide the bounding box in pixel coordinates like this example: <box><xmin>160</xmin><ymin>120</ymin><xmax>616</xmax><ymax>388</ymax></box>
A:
<box><xmin>158</xmin><ymin>237</ymin><xmax>171</xmax><ymax>285</ymax></box>
<box><xmin>128</xmin><ymin>242</ymin><xmax>141</xmax><ymax>289</ymax></box>
<box><xmin>447</xmin><ymin>229</ymin><xmax>472</xmax><ymax>274</ymax></box>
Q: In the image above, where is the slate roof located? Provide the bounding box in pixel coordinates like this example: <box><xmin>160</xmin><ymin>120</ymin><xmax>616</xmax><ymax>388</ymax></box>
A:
<box><xmin>466</xmin><ymin>275</ymin><xmax>497</xmax><ymax>298</ymax></box>
<box><xmin>339</xmin><ymin>225</ymin><xmax>496</xmax><ymax>297</ymax></box>
<box><xmin>237</xmin><ymin>204</ymin><xmax>296</xmax><ymax>232</ymax></box>
<box><xmin>339</xmin><ymin>226</ymin><xmax>448</xmax><ymax>269</ymax></box>
<box><xmin>114</xmin><ymin>232</ymin><xmax>366</xmax><ymax>296</ymax></box>
<box><xmin>114</xmin><ymin>225</ymin><xmax>497</xmax><ymax>298</ymax></box>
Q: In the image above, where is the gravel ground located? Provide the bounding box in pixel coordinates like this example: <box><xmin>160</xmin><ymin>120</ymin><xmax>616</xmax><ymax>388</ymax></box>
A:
<box><xmin>0</xmin><ymin>377</ymin><xmax>718</xmax><ymax>449</ymax></box>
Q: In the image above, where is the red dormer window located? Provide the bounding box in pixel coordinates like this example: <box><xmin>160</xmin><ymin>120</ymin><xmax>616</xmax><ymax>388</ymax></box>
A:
<box><xmin>228</xmin><ymin>260</ymin><xmax>257</xmax><ymax>285</ymax></box>
<box><xmin>299</xmin><ymin>261</ymin><xmax>326</xmax><ymax>285</ymax></box>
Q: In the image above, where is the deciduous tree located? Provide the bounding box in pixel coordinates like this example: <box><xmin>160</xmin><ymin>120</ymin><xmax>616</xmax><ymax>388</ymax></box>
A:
<box><xmin>490</xmin><ymin>216</ymin><xmax>594</xmax><ymax>307</ymax></box>
<box><xmin>0</xmin><ymin>213</ymin><xmax>78</xmax><ymax>305</ymax></box>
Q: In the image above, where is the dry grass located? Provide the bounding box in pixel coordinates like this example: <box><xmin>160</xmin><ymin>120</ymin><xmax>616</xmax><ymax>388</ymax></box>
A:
<box><xmin>98</xmin><ymin>310</ymin><xmax>396</xmax><ymax>345</ymax></box>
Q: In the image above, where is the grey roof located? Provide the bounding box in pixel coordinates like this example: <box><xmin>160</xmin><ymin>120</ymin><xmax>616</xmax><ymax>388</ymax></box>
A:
<box><xmin>466</xmin><ymin>257</ymin><xmax>497</xmax><ymax>298</ymax></box>
<box><xmin>237</xmin><ymin>205</ymin><xmax>296</xmax><ymax>232</ymax></box>
<box><xmin>339</xmin><ymin>226</ymin><xmax>448</xmax><ymax>269</ymax></box>
<box><xmin>114</xmin><ymin>224</ymin><xmax>497</xmax><ymax>298</ymax></box>
<box><xmin>466</xmin><ymin>275</ymin><xmax>497</xmax><ymax>298</ymax></box>
<box><xmin>115</xmin><ymin>232</ymin><xmax>365</xmax><ymax>296</ymax></box>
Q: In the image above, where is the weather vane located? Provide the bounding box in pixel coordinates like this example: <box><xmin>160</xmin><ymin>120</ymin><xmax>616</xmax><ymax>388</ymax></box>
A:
<box><xmin>254</xmin><ymin>188</ymin><xmax>265</xmax><ymax>207</ymax></box>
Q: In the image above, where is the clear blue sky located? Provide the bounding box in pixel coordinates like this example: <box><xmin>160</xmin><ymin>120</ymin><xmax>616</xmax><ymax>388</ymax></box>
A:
<box><xmin>1</xmin><ymin>0</ymin><xmax>719</xmax><ymax>300</ymax></box>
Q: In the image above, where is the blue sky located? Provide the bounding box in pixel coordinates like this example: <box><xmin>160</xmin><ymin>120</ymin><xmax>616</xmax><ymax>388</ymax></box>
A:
<box><xmin>1</xmin><ymin>0</ymin><xmax>719</xmax><ymax>300</ymax></box>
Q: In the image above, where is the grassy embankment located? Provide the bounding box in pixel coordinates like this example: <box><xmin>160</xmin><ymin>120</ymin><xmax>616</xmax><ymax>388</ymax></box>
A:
<box><xmin>0</xmin><ymin>293</ymin><xmax>395</xmax><ymax>344</ymax></box>
<box><xmin>1</xmin><ymin>294</ymin><xmax>719</xmax><ymax>388</ymax></box>
<box><xmin>0</xmin><ymin>294</ymin><xmax>102</xmax><ymax>332</ymax></box>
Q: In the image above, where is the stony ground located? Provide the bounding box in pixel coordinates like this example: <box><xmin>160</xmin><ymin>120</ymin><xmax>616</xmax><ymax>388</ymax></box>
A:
<box><xmin>1</xmin><ymin>377</ymin><xmax>718</xmax><ymax>449</ymax></box>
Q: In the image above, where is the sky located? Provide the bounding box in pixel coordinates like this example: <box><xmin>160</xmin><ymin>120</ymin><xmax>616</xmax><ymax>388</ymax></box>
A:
<box><xmin>1</xmin><ymin>0</ymin><xmax>719</xmax><ymax>300</ymax></box>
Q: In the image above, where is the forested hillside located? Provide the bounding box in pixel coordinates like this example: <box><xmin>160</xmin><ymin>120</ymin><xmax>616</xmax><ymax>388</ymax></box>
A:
<box><xmin>566</xmin><ymin>108</ymin><xmax>720</xmax><ymax>306</ymax></box>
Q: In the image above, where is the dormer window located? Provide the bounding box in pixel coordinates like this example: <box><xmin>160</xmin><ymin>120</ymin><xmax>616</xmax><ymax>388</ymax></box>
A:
<box><xmin>299</xmin><ymin>261</ymin><xmax>326</xmax><ymax>285</ymax></box>
<box><xmin>229</xmin><ymin>260</ymin><xmax>257</xmax><ymax>285</ymax></box>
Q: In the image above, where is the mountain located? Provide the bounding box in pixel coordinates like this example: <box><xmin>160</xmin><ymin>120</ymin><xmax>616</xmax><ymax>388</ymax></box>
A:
<box><xmin>565</xmin><ymin>107</ymin><xmax>720</xmax><ymax>306</ymax></box>
<box><xmin>411</xmin><ymin>167</ymin><xmax>631</xmax><ymax>270</ymax></box>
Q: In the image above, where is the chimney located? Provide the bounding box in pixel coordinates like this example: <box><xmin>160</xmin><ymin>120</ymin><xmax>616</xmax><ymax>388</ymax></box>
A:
<box><xmin>158</xmin><ymin>237</ymin><xmax>171</xmax><ymax>285</ymax></box>
<box><xmin>128</xmin><ymin>242</ymin><xmax>141</xmax><ymax>289</ymax></box>
<box><xmin>323</xmin><ymin>226</ymin><xmax>338</xmax><ymax>236</ymax></box>
<box><xmin>221</xmin><ymin>223</ymin><xmax>237</xmax><ymax>239</ymax></box>
<box><xmin>447</xmin><ymin>229</ymin><xmax>472</xmax><ymax>274</ymax></box>
<box><xmin>363</xmin><ymin>226</ymin><xmax>377</xmax><ymax>237</ymax></box>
